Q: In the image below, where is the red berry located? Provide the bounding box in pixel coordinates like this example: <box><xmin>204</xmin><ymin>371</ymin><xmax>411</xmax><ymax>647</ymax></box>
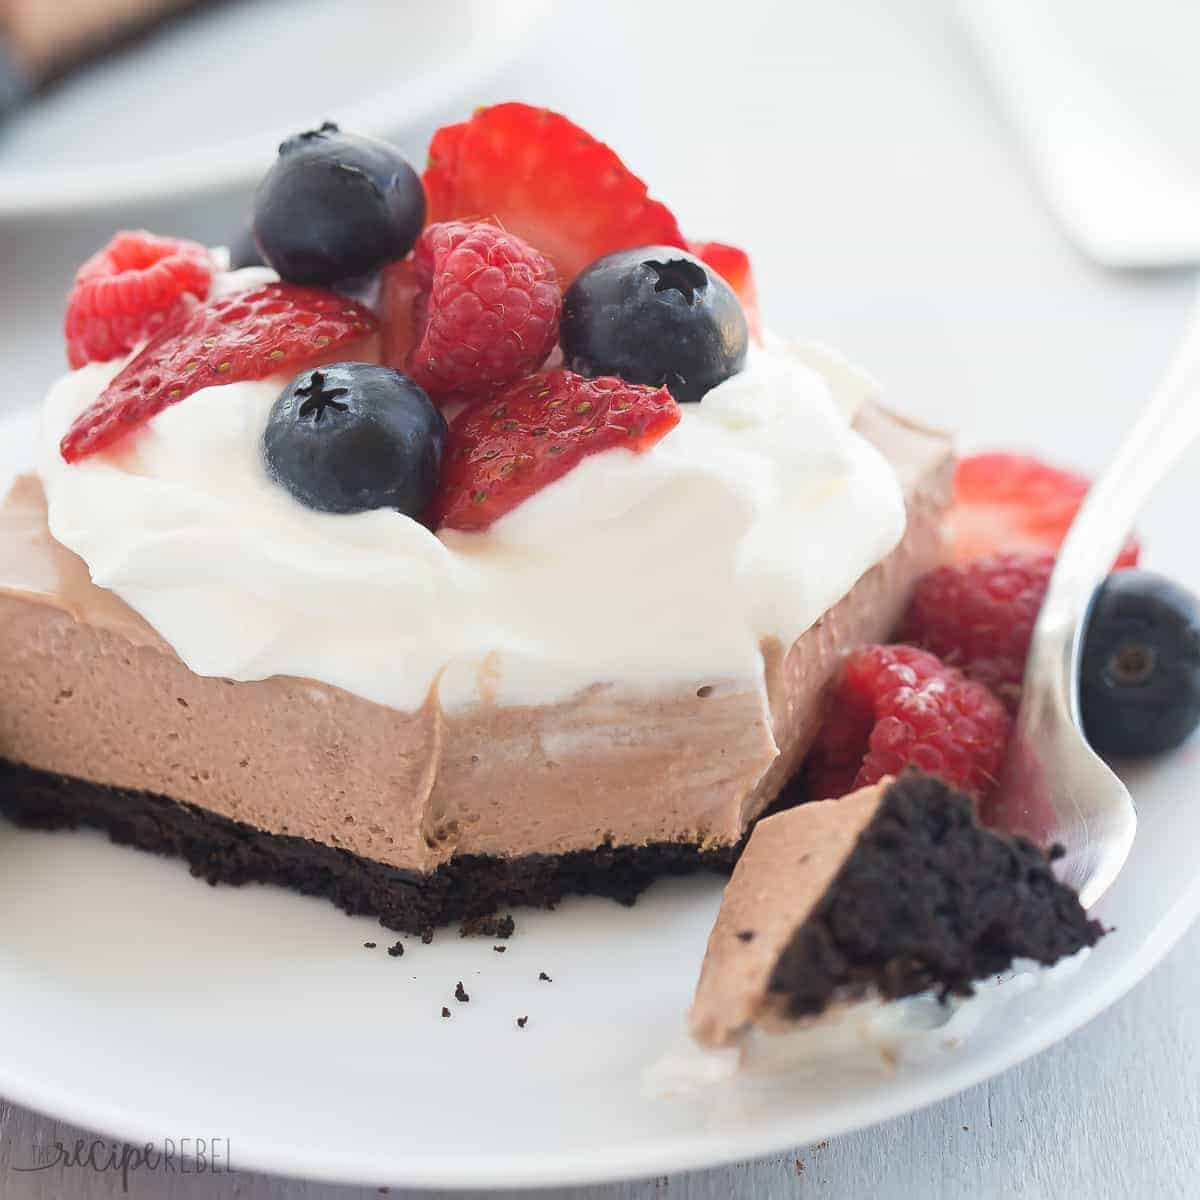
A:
<box><xmin>949</xmin><ymin>453</ymin><xmax>1140</xmax><ymax>567</ymax></box>
<box><xmin>429</xmin><ymin>368</ymin><xmax>679</xmax><ymax>532</ymax></box>
<box><xmin>807</xmin><ymin>644</ymin><xmax>1011</xmax><ymax>803</ymax></box>
<box><xmin>899</xmin><ymin>554</ymin><xmax>1054</xmax><ymax>712</ymax></box>
<box><xmin>423</xmin><ymin>103</ymin><xmax>687</xmax><ymax>285</ymax></box>
<box><xmin>687</xmin><ymin>240</ymin><xmax>762</xmax><ymax>343</ymax></box>
<box><xmin>396</xmin><ymin>220</ymin><xmax>561</xmax><ymax>402</ymax></box>
<box><xmin>64</xmin><ymin>231</ymin><xmax>213</xmax><ymax>369</ymax></box>
<box><xmin>60</xmin><ymin>283</ymin><xmax>378</xmax><ymax>462</ymax></box>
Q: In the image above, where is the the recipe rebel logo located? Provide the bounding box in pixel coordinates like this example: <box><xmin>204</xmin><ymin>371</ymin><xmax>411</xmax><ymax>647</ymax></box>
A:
<box><xmin>11</xmin><ymin>1135</ymin><xmax>234</xmax><ymax>1192</ymax></box>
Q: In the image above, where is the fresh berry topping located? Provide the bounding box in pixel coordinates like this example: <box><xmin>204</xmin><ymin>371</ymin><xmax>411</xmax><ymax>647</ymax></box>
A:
<box><xmin>423</xmin><ymin>102</ymin><xmax>687</xmax><ymax>284</ymax></box>
<box><xmin>687</xmin><ymin>240</ymin><xmax>762</xmax><ymax>342</ymax></box>
<box><xmin>253</xmin><ymin>122</ymin><xmax>425</xmax><ymax>285</ymax></box>
<box><xmin>1080</xmin><ymin>570</ymin><xmax>1200</xmax><ymax>757</ymax></box>
<box><xmin>807</xmin><ymin>644</ymin><xmax>1011</xmax><ymax>803</ymax></box>
<box><xmin>60</xmin><ymin>283</ymin><xmax>378</xmax><ymax>462</ymax></box>
<box><xmin>949</xmin><ymin>453</ymin><xmax>1140</xmax><ymax>567</ymax></box>
<box><xmin>560</xmin><ymin>246</ymin><xmax>748</xmax><ymax>404</ymax></box>
<box><xmin>396</xmin><ymin>220</ymin><xmax>561</xmax><ymax>402</ymax></box>
<box><xmin>263</xmin><ymin>364</ymin><xmax>445</xmax><ymax>516</ymax></box>
<box><xmin>430</xmin><ymin>368</ymin><xmax>679</xmax><ymax>532</ymax></box>
<box><xmin>899</xmin><ymin>553</ymin><xmax>1054</xmax><ymax>712</ymax></box>
<box><xmin>64</xmin><ymin>231</ymin><xmax>213</xmax><ymax>369</ymax></box>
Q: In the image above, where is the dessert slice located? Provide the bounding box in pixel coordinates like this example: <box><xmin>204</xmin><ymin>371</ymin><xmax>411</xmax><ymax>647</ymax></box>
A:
<box><xmin>0</xmin><ymin>106</ymin><xmax>953</xmax><ymax>933</ymax></box>
<box><xmin>690</xmin><ymin>772</ymin><xmax>1104</xmax><ymax>1047</ymax></box>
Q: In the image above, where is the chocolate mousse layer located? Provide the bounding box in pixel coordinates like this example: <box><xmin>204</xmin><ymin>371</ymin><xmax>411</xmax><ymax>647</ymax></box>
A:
<box><xmin>690</xmin><ymin>773</ymin><xmax>1104</xmax><ymax>1048</ymax></box>
<box><xmin>0</xmin><ymin>404</ymin><xmax>952</xmax><ymax>928</ymax></box>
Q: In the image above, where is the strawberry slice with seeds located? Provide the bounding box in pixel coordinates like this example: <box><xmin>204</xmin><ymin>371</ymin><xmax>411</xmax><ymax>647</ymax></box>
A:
<box><xmin>949</xmin><ymin>453</ymin><xmax>1140</xmax><ymax>567</ymax></box>
<box><xmin>423</xmin><ymin>102</ymin><xmax>688</xmax><ymax>284</ymax></box>
<box><xmin>430</xmin><ymin>368</ymin><xmax>679</xmax><ymax>532</ymax></box>
<box><xmin>60</xmin><ymin>283</ymin><xmax>378</xmax><ymax>462</ymax></box>
<box><xmin>688</xmin><ymin>240</ymin><xmax>762</xmax><ymax>342</ymax></box>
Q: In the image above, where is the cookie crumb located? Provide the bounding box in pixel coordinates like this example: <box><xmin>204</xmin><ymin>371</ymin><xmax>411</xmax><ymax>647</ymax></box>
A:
<box><xmin>455</xmin><ymin>981</ymin><xmax>470</xmax><ymax>1003</ymax></box>
<box><xmin>538</xmin><ymin>971</ymin><xmax>552</xmax><ymax>983</ymax></box>
<box><xmin>736</xmin><ymin>930</ymin><xmax>755</xmax><ymax>943</ymax></box>
<box><xmin>517</xmin><ymin>1016</ymin><xmax>528</xmax><ymax>1029</ymax></box>
<box><xmin>493</xmin><ymin>945</ymin><xmax>507</xmax><ymax>953</ymax></box>
<box><xmin>387</xmin><ymin>941</ymin><xmax>405</xmax><ymax>958</ymax></box>
<box><xmin>459</xmin><ymin>913</ymin><xmax>516</xmax><ymax>939</ymax></box>
<box><xmin>420</xmin><ymin>927</ymin><xmax>434</xmax><ymax>945</ymax></box>
<box><xmin>441</xmin><ymin>1006</ymin><xmax>451</xmax><ymax>1019</ymax></box>
<box><xmin>363</xmin><ymin>941</ymin><xmax>377</xmax><ymax>949</ymax></box>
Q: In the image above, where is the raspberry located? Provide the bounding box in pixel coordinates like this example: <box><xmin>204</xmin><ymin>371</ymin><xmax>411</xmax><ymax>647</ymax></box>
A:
<box><xmin>429</xmin><ymin>368</ymin><xmax>679</xmax><ymax>532</ymax></box>
<box><xmin>899</xmin><ymin>554</ymin><xmax>1054</xmax><ymax>712</ymax></box>
<box><xmin>64</xmin><ymin>231</ymin><xmax>213</xmax><ymax>369</ymax></box>
<box><xmin>807</xmin><ymin>645</ymin><xmax>1011</xmax><ymax>803</ymax></box>
<box><xmin>396</xmin><ymin>221</ymin><xmax>561</xmax><ymax>402</ymax></box>
<box><xmin>60</xmin><ymin>283</ymin><xmax>378</xmax><ymax>462</ymax></box>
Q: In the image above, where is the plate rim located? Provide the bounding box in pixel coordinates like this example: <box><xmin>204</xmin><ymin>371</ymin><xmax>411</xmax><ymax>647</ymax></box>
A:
<box><xmin>0</xmin><ymin>0</ymin><xmax>551</xmax><ymax>217</ymax></box>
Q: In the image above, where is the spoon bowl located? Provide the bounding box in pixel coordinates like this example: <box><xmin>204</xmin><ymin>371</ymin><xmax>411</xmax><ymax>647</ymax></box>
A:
<box><xmin>986</xmin><ymin>304</ymin><xmax>1200</xmax><ymax>907</ymax></box>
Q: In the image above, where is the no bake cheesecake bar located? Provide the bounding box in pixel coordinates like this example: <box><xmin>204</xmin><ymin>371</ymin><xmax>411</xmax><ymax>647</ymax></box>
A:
<box><xmin>0</xmin><ymin>104</ymin><xmax>952</xmax><ymax>932</ymax></box>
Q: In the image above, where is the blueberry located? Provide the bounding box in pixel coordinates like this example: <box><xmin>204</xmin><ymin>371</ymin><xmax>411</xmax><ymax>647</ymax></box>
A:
<box><xmin>264</xmin><ymin>364</ymin><xmax>445</xmax><ymax>516</ymax></box>
<box><xmin>1080</xmin><ymin>569</ymin><xmax>1200</xmax><ymax>757</ymax></box>
<box><xmin>253</xmin><ymin>122</ymin><xmax>425</xmax><ymax>285</ymax></box>
<box><xmin>560</xmin><ymin>246</ymin><xmax>748</xmax><ymax>404</ymax></box>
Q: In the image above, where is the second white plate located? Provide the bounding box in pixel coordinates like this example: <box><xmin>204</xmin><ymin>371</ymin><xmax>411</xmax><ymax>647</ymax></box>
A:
<box><xmin>0</xmin><ymin>0</ymin><xmax>549</xmax><ymax>216</ymax></box>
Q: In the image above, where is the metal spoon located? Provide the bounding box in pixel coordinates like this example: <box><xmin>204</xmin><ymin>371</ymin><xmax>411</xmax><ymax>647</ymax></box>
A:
<box><xmin>988</xmin><ymin>310</ymin><xmax>1200</xmax><ymax>909</ymax></box>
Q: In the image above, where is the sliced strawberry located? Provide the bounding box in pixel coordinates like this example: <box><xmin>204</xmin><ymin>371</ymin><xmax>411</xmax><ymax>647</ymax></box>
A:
<box><xmin>688</xmin><ymin>240</ymin><xmax>762</xmax><ymax>342</ymax></box>
<box><xmin>949</xmin><ymin>453</ymin><xmax>1140</xmax><ymax>567</ymax></box>
<box><xmin>60</xmin><ymin>284</ymin><xmax>378</xmax><ymax>462</ymax></box>
<box><xmin>430</xmin><ymin>368</ymin><xmax>679</xmax><ymax>531</ymax></box>
<box><xmin>423</xmin><ymin>102</ymin><xmax>687</xmax><ymax>284</ymax></box>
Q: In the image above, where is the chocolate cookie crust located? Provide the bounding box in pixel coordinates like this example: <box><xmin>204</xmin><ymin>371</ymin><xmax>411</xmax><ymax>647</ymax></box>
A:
<box><xmin>767</xmin><ymin>773</ymin><xmax>1105</xmax><ymax>1017</ymax></box>
<box><xmin>0</xmin><ymin>757</ymin><xmax>737</xmax><ymax>932</ymax></box>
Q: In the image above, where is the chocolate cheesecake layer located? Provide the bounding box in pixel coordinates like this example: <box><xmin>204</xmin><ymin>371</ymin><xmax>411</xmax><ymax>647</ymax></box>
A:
<box><xmin>0</xmin><ymin>403</ymin><xmax>951</xmax><ymax>894</ymax></box>
<box><xmin>0</xmin><ymin>758</ymin><xmax>736</xmax><ymax>932</ymax></box>
<box><xmin>690</xmin><ymin>773</ymin><xmax>1105</xmax><ymax>1047</ymax></box>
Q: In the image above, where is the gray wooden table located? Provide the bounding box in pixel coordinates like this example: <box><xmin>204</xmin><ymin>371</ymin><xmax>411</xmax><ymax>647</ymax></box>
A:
<box><xmin>2</xmin><ymin>1</ymin><xmax>1198</xmax><ymax>1195</ymax></box>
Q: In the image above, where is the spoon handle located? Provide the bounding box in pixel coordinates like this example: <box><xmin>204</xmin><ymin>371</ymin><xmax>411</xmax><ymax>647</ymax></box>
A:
<box><xmin>1036</xmin><ymin>304</ymin><xmax>1200</xmax><ymax>694</ymax></box>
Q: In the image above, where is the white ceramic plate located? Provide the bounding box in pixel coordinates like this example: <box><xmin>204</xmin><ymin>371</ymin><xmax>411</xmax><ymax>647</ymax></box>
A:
<box><xmin>1</xmin><ymin>413</ymin><xmax>1199</xmax><ymax>1190</ymax></box>
<box><xmin>0</xmin><ymin>0</ymin><xmax>549</xmax><ymax>216</ymax></box>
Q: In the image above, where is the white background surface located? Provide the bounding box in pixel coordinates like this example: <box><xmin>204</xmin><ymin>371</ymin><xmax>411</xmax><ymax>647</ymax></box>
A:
<box><xmin>1</xmin><ymin>0</ymin><xmax>1198</xmax><ymax>1196</ymax></box>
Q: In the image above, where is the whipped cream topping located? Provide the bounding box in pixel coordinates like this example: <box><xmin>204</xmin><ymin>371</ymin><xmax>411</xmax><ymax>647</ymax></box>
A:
<box><xmin>37</xmin><ymin>285</ymin><xmax>906</xmax><ymax>714</ymax></box>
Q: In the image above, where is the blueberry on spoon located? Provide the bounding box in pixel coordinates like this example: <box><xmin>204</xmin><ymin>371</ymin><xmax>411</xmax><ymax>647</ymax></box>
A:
<box><xmin>1080</xmin><ymin>569</ymin><xmax>1200</xmax><ymax>756</ymax></box>
<box><xmin>560</xmin><ymin>246</ymin><xmax>748</xmax><ymax>404</ymax></box>
<box><xmin>264</xmin><ymin>364</ymin><xmax>445</xmax><ymax>516</ymax></box>
<box><xmin>253</xmin><ymin>122</ymin><xmax>425</xmax><ymax>285</ymax></box>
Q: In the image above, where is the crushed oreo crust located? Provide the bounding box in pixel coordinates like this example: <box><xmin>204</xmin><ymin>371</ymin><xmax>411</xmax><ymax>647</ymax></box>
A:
<box><xmin>767</xmin><ymin>772</ymin><xmax>1105</xmax><ymax>1017</ymax></box>
<box><xmin>460</xmin><ymin>913</ymin><xmax>516</xmax><ymax>939</ymax></box>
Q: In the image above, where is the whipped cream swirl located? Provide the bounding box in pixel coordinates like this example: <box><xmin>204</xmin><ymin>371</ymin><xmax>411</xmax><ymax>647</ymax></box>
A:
<box><xmin>38</xmin><ymin>301</ymin><xmax>906</xmax><ymax>713</ymax></box>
